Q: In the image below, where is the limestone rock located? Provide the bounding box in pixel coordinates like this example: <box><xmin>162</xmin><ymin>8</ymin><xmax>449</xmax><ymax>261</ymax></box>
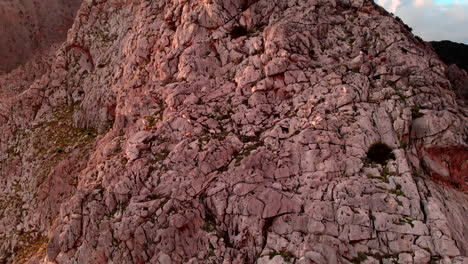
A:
<box><xmin>0</xmin><ymin>0</ymin><xmax>467</xmax><ymax>263</ymax></box>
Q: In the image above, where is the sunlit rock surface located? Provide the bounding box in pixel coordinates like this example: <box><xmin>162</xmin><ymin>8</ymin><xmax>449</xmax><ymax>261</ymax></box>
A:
<box><xmin>0</xmin><ymin>0</ymin><xmax>467</xmax><ymax>263</ymax></box>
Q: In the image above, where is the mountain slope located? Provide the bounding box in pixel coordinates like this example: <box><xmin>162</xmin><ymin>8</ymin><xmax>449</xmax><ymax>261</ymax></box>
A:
<box><xmin>431</xmin><ymin>40</ymin><xmax>468</xmax><ymax>71</ymax></box>
<box><xmin>0</xmin><ymin>0</ymin><xmax>81</xmax><ymax>73</ymax></box>
<box><xmin>0</xmin><ymin>0</ymin><xmax>467</xmax><ymax>263</ymax></box>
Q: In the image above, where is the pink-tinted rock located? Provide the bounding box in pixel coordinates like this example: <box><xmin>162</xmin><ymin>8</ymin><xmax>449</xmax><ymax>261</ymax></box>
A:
<box><xmin>421</xmin><ymin>146</ymin><xmax>468</xmax><ymax>192</ymax></box>
<box><xmin>0</xmin><ymin>0</ymin><xmax>467</xmax><ymax>263</ymax></box>
<box><xmin>0</xmin><ymin>0</ymin><xmax>81</xmax><ymax>72</ymax></box>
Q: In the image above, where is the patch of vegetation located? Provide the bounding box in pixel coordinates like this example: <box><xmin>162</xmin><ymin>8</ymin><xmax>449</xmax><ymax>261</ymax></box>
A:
<box><xmin>145</xmin><ymin>115</ymin><xmax>159</xmax><ymax>130</ymax></box>
<box><xmin>367</xmin><ymin>142</ymin><xmax>395</xmax><ymax>165</ymax></box>
<box><xmin>30</xmin><ymin>104</ymin><xmax>98</xmax><ymax>185</ymax></box>
<box><xmin>381</xmin><ymin>167</ymin><xmax>390</xmax><ymax>177</ymax></box>
<box><xmin>208</xmin><ymin>242</ymin><xmax>215</xmax><ymax>257</ymax></box>
<box><xmin>209</xmin><ymin>108</ymin><xmax>233</xmax><ymax>122</ymax></box>
<box><xmin>399</xmin><ymin>141</ymin><xmax>408</xmax><ymax>149</ymax></box>
<box><xmin>203</xmin><ymin>209</ymin><xmax>217</xmax><ymax>233</ymax></box>
<box><xmin>235</xmin><ymin>143</ymin><xmax>262</xmax><ymax>166</ymax></box>
<box><xmin>366</xmin><ymin>252</ymin><xmax>399</xmax><ymax>262</ymax></box>
<box><xmin>423</xmin><ymin>247</ymin><xmax>432</xmax><ymax>255</ymax></box>
<box><xmin>154</xmin><ymin>149</ymin><xmax>170</xmax><ymax>161</ymax></box>
<box><xmin>396</xmin><ymin>93</ymin><xmax>407</xmax><ymax>101</ymax></box>
<box><xmin>14</xmin><ymin>235</ymin><xmax>48</xmax><ymax>263</ymax></box>
<box><xmin>268</xmin><ymin>250</ymin><xmax>295</xmax><ymax>262</ymax></box>
<box><xmin>395</xmin><ymin>199</ymin><xmax>403</xmax><ymax>206</ymax></box>
<box><xmin>197</xmin><ymin>129</ymin><xmax>213</xmax><ymax>147</ymax></box>
<box><xmin>395</xmin><ymin>16</ymin><xmax>413</xmax><ymax>32</ymax></box>
<box><xmin>411</xmin><ymin>106</ymin><xmax>424</xmax><ymax>119</ymax></box>
<box><xmin>368</xmin><ymin>167</ymin><xmax>391</xmax><ymax>183</ymax></box>
<box><xmin>216</xmin><ymin>164</ymin><xmax>229</xmax><ymax>173</ymax></box>
<box><xmin>367</xmin><ymin>173</ymin><xmax>390</xmax><ymax>183</ymax></box>
<box><xmin>389</xmin><ymin>183</ymin><xmax>406</xmax><ymax>197</ymax></box>
<box><xmin>144</xmin><ymin>98</ymin><xmax>166</xmax><ymax>130</ymax></box>
<box><xmin>400</xmin><ymin>216</ymin><xmax>415</xmax><ymax>228</ymax></box>
<box><xmin>351</xmin><ymin>252</ymin><xmax>368</xmax><ymax>264</ymax></box>
<box><xmin>213</xmin><ymin>130</ymin><xmax>230</xmax><ymax>141</ymax></box>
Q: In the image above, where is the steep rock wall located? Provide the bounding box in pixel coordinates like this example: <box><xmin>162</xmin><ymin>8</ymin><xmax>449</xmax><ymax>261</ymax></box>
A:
<box><xmin>0</xmin><ymin>0</ymin><xmax>467</xmax><ymax>263</ymax></box>
<box><xmin>0</xmin><ymin>0</ymin><xmax>81</xmax><ymax>73</ymax></box>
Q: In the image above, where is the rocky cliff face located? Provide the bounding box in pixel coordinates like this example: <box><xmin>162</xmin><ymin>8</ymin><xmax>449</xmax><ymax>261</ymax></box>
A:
<box><xmin>0</xmin><ymin>0</ymin><xmax>467</xmax><ymax>263</ymax></box>
<box><xmin>0</xmin><ymin>0</ymin><xmax>81</xmax><ymax>73</ymax></box>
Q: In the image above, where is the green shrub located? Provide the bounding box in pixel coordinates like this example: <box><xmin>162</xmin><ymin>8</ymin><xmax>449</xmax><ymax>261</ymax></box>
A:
<box><xmin>268</xmin><ymin>251</ymin><xmax>295</xmax><ymax>262</ymax></box>
<box><xmin>411</xmin><ymin>106</ymin><xmax>424</xmax><ymax>119</ymax></box>
<box><xmin>367</xmin><ymin>142</ymin><xmax>395</xmax><ymax>165</ymax></box>
<box><xmin>400</xmin><ymin>141</ymin><xmax>408</xmax><ymax>149</ymax></box>
<box><xmin>351</xmin><ymin>252</ymin><xmax>368</xmax><ymax>264</ymax></box>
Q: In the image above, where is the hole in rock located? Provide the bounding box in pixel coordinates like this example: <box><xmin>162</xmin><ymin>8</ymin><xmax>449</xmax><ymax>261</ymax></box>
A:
<box><xmin>230</xmin><ymin>26</ymin><xmax>249</xmax><ymax>39</ymax></box>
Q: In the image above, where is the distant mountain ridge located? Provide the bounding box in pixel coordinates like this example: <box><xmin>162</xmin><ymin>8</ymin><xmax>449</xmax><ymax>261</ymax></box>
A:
<box><xmin>430</xmin><ymin>40</ymin><xmax>468</xmax><ymax>100</ymax></box>
<box><xmin>430</xmin><ymin>40</ymin><xmax>468</xmax><ymax>71</ymax></box>
<box><xmin>0</xmin><ymin>0</ymin><xmax>81</xmax><ymax>72</ymax></box>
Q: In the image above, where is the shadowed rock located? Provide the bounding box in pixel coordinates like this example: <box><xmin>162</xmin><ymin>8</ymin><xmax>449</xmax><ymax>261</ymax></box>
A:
<box><xmin>0</xmin><ymin>0</ymin><xmax>81</xmax><ymax>72</ymax></box>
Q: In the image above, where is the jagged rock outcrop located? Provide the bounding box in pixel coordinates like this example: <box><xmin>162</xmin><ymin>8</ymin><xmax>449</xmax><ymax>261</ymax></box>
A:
<box><xmin>0</xmin><ymin>0</ymin><xmax>467</xmax><ymax>263</ymax></box>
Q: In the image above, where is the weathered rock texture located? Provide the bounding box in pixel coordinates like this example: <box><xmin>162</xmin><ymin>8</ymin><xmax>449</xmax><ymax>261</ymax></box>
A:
<box><xmin>0</xmin><ymin>0</ymin><xmax>467</xmax><ymax>263</ymax></box>
<box><xmin>0</xmin><ymin>0</ymin><xmax>81</xmax><ymax>72</ymax></box>
<box><xmin>445</xmin><ymin>64</ymin><xmax>468</xmax><ymax>102</ymax></box>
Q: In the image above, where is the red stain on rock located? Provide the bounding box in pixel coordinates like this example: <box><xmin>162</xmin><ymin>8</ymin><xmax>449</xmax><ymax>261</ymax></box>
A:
<box><xmin>107</xmin><ymin>104</ymin><xmax>117</xmax><ymax>119</ymax></box>
<box><xmin>422</xmin><ymin>146</ymin><xmax>468</xmax><ymax>192</ymax></box>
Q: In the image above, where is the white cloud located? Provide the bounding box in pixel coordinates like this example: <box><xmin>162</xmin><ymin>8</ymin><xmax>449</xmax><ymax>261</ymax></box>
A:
<box><xmin>371</xmin><ymin>0</ymin><xmax>467</xmax><ymax>43</ymax></box>
<box><xmin>390</xmin><ymin>0</ymin><xmax>402</xmax><ymax>12</ymax></box>
<box><xmin>377</xmin><ymin>0</ymin><xmax>402</xmax><ymax>12</ymax></box>
<box><xmin>391</xmin><ymin>0</ymin><xmax>468</xmax><ymax>43</ymax></box>
<box><xmin>378</xmin><ymin>0</ymin><xmax>388</xmax><ymax>6</ymax></box>
<box><xmin>414</xmin><ymin>0</ymin><xmax>425</xmax><ymax>7</ymax></box>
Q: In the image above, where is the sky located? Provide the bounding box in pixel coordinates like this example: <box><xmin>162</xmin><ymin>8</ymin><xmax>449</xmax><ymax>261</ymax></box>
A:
<box><xmin>376</xmin><ymin>0</ymin><xmax>468</xmax><ymax>44</ymax></box>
